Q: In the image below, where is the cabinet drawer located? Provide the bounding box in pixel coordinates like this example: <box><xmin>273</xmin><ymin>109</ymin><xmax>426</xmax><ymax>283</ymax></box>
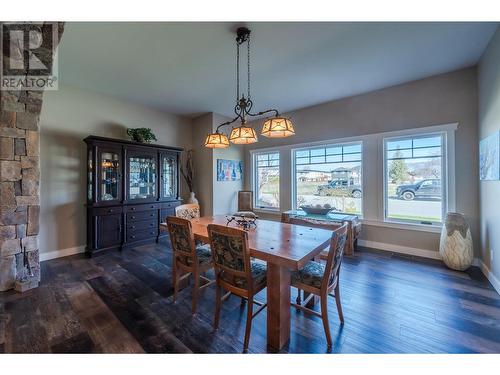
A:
<box><xmin>127</xmin><ymin>210</ymin><xmax>158</xmax><ymax>222</ymax></box>
<box><xmin>92</xmin><ymin>206</ymin><xmax>123</xmax><ymax>216</ymax></box>
<box><xmin>127</xmin><ymin>229</ymin><xmax>158</xmax><ymax>242</ymax></box>
<box><xmin>160</xmin><ymin>201</ymin><xmax>181</xmax><ymax>209</ymax></box>
<box><xmin>127</xmin><ymin>219</ymin><xmax>157</xmax><ymax>231</ymax></box>
<box><xmin>124</xmin><ymin>203</ymin><xmax>159</xmax><ymax>213</ymax></box>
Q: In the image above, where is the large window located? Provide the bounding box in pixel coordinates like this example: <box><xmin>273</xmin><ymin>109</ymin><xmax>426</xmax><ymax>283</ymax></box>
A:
<box><xmin>254</xmin><ymin>152</ymin><xmax>280</xmax><ymax>209</ymax></box>
<box><xmin>293</xmin><ymin>143</ymin><xmax>362</xmax><ymax>215</ymax></box>
<box><xmin>384</xmin><ymin>133</ymin><xmax>446</xmax><ymax>224</ymax></box>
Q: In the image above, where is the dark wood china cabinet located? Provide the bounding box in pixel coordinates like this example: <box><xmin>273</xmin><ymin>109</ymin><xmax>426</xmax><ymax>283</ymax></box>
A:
<box><xmin>84</xmin><ymin>136</ymin><xmax>182</xmax><ymax>256</ymax></box>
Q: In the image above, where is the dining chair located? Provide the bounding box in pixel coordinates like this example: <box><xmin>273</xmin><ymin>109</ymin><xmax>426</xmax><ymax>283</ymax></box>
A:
<box><xmin>207</xmin><ymin>224</ymin><xmax>267</xmax><ymax>353</ymax></box>
<box><xmin>175</xmin><ymin>203</ymin><xmax>200</xmax><ymax>220</ymax></box>
<box><xmin>290</xmin><ymin>223</ymin><xmax>348</xmax><ymax>348</ymax></box>
<box><xmin>166</xmin><ymin>216</ymin><xmax>215</xmax><ymax>314</ymax></box>
<box><xmin>237</xmin><ymin>191</ymin><xmax>254</xmax><ymax>213</ymax></box>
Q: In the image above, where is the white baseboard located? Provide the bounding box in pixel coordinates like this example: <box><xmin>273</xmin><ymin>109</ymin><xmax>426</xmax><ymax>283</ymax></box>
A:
<box><xmin>358</xmin><ymin>239</ymin><xmax>442</xmax><ymax>260</ymax></box>
<box><xmin>474</xmin><ymin>258</ymin><xmax>500</xmax><ymax>294</ymax></box>
<box><xmin>40</xmin><ymin>246</ymin><xmax>86</xmax><ymax>262</ymax></box>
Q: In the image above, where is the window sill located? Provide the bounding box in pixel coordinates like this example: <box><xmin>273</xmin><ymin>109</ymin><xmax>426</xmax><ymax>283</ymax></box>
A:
<box><xmin>361</xmin><ymin>219</ymin><xmax>442</xmax><ymax>233</ymax></box>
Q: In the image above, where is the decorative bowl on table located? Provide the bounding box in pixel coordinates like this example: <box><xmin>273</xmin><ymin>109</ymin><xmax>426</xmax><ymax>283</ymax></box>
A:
<box><xmin>300</xmin><ymin>205</ymin><xmax>333</xmax><ymax>215</ymax></box>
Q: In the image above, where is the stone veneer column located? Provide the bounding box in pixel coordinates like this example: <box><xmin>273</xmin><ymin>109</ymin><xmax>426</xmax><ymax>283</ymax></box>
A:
<box><xmin>0</xmin><ymin>22</ymin><xmax>64</xmax><ymax>291</ymax></box>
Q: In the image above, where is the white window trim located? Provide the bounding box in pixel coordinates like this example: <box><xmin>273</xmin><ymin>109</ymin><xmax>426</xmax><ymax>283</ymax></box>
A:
<box><xmin>251</xmin><ymin>151</ymin><xmax>281</xmax><ymax>212</ymax></box>
<box><xmin>248</xmin><ymin>122</ymin><xmax>457</xmax><ymax>232</ymax></box>
<box><xmin>382</xmin><ymin>131</ymin><xmax>449</xmax><ymax>227</ymax></box>
<box><xmin>291</xmin><ymin>140</ymin><xmax>364</xmax><ymax>216</ymax></box>
<box><xmin>382</xmin><ymin>127</ymin><xmax>456</xmax><ymax>228</ymax></box>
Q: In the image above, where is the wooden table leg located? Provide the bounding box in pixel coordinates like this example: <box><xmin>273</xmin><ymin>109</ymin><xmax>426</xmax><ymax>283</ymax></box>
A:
<box><xmin>266</xmin><ymin>263</ymin><xmax>291</xmax><ymax>351</ymax></box>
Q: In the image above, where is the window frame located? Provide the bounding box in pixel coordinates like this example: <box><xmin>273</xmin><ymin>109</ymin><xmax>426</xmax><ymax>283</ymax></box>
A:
<box><xmin>382</xmin><ymin>131</ymin><xmax>448</xmax><ymax>226</ymax></box>
<box><xmin>291</xmin><ymin>140</ymin><xmax>364</xmax><ymax>216</ymax></box>
<box><xmin>252</xmin><ymin>150</ymin><xmax>281</xmax><ymax>211</ymax></box>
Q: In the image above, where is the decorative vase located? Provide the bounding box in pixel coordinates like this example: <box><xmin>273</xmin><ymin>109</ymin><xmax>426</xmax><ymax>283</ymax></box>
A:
<box><xmin>187</xmin><ymin>192</ymin><xmax>198</xmax><ymax>204</ymax></box>
<box><xmin>439</xmin><ymin>212</ymin><xmax>473</xmax><ymax>271</ymax></box>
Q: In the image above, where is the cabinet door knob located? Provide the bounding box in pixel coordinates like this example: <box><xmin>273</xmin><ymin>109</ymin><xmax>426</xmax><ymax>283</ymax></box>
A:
<box><xmin>131</xmin><ymin>216</ymin><xmax>135</xmax><ymax>219</ymax></box>
<box><xmin>108</xmin><ymin>209</ymin><xmax>114</xmax><ymax>213</ymax></box>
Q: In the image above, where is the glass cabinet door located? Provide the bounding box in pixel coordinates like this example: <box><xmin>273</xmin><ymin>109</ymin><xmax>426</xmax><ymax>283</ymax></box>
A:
<box><xmin>160</xmin><ymin>153</ymin><xmax>177</xmax><ymax>200</ymax></box>
<box><xmin>128</xmin><ymin>153</ymin><xmax>157</xmax><ymax>200</ymax></box>
<box><xmin>99</xmin><ymin>149</ymin><xmax>121</xmax><ymax>202</ymax></box>
<box><xmin>87</xmin><ymin>149</ymin><xmax>93</xmax><ymax>202</ymax></box>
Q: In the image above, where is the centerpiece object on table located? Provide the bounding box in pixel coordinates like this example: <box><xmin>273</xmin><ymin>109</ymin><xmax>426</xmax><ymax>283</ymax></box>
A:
<box><xmin>300</xmin><ymin>204</ymin><xmax>335</xmax><ymax>215</ymax></box>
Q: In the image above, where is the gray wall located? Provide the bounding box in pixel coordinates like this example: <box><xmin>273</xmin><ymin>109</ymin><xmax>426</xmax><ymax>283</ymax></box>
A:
<box><xmin>245</xmin><ymin>68</ymin><xmax>479</xmax><ymax>255</ymax></box>
<box><xmin>39</xmin><ymin>85</ymin><xmax>192</xmax><ymax>256</ymax></box>
<box><xmin>478</xmin><ymin>27</ymin><xmax>500</xmax><ymax>281</ymax></box>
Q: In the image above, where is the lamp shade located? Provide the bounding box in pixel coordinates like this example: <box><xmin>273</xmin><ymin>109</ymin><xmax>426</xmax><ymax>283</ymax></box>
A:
<box><xmin>229</xmin><ymin>126</ymin><xmax>258</xmax><ymax>144</ymax></box>
<box><xmin>204</xmin><ymin>132</ymin><xmax>230</xmax><ymax>148</ymax></box>
<box><xmin>261</xmin><ymin>117</ymin><xmax>295</xmax><ymax>138</ymax></box>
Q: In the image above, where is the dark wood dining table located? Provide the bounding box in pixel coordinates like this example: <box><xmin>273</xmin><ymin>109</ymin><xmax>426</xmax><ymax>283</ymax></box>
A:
<box><xmin>189</xmin><ymin>215</ymin><xmax>333</xmax><ymax>350</ymax></box>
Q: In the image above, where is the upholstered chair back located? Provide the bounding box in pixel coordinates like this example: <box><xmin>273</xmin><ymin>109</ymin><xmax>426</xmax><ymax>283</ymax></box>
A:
<box><xmin>166</xmin><ymin>216</ymin><xmax>196</xmax><ymax>266</ymax></box>
<box><xmin>175</xmin><ymin>204</ymin><xmax>200</xmax><ymax>220</ymax></box>
<box><xmin>237</xmin><ymin>191</ymin><xmax>254</xmax><ymax>212</ymax></box>
<box><xmin>323</xmin><ymin>223</ymin><xmax>348</xmax><ymax>290</ymax></box>
<box><xmin>207</xmin><ymin>224</ymin><xmax>252</xmax><ymax>289</ymax></box>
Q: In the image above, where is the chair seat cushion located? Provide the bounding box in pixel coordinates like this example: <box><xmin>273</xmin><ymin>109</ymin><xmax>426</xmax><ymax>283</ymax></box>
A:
<box><xmin>249</xmin><ymin>260</ymin><xmax>267</xmax><ymax>286</ymax></box>
<box><xmin>291</xmin><ymin>260</ymin><xmax>325</xmax><ymax>289</ymax></box>
<box><xmin>225</xmin><ymin>260</ymin><xmax>267</xmax><ymax>288</ymax></box>
<box><xmin>192</xmin><ymin>244</ymin><xmax>212</xmax><ymax>265</ymax></box>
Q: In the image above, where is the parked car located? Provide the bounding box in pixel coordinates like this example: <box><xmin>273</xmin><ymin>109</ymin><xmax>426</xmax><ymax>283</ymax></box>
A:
<box><xmin>316</xmin><ymin>179</ymin><xmax>362</xmax><ymax>198</ymax></box>
<box><xmin>396</xmin><ymin>179</ymin><xmax>441</xmax><ymax>200</ymax></box>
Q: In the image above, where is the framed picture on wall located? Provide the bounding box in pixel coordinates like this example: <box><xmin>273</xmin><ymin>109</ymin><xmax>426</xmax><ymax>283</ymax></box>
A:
<box><xmin>217</xmin><ymin>159</ymin><xmax>243</xmax><ymax>181</ymax></box>
<box><xmin>480</xmin><ymin>131</ymin><xmax>500</xmax><ymax>180</ymax></box>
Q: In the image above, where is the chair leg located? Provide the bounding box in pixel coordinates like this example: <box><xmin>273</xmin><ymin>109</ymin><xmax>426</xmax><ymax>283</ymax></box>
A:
<box><xmin>243</xmin><ymin>299</ymin><xmax>253</xmax><ymax>353</ymax></box>
<box><xmin>334</xmin><ymin>284</ymin><xmax>344</xmax><ymax>323</ymax></box>
<box><xmin>296</xmin><ymin>288</ymin><xmax>303</xmax><ymax>305</ymax></box>
<box><xmin>172</xmin><ymin>262</ymin><xmax>178</xmax><ymax>303</ymax></box>
<box><xmin>192</xmin><ymin>270</ymin><xmax>199</xmax><ymax>314</ymax></box>
<box><xmin>320</xmin><ymin>294</ymin><xmax>332</xmax><ymax>348</ymax></box>
<box><xmin>213</xmin><ymin>285</ymin><xmax>222</xmax><ymax>330</ymax></box>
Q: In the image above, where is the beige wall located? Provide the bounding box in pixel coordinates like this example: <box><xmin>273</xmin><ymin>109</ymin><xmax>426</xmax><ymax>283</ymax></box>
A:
<box><xmin>39</xmin><ymin>84</ymin><xmax>192</xmax><ymax>256</ymax></box>
<box><xmin>478</xmin><ymin>27</ymin><xmax>500</xmax><ymax>283</ymax></box>
<box><xmin>245</xmin><ymin>68</ymin><xmax>479</xmax><ymax>255</ymax></box>
<box><xmin>191</xmin><ymin>112</ymin><xmax>244</xmax><ymax>216</ymax></box>
<box><xmin>191</xmin><ymin>113</ymin><xmax>214</xmax><ymax>216</ymax></box>
<box><xmin>212</xmin><ymin>113</ymin><xmax>244</xmax><ymax>215</ymax></box>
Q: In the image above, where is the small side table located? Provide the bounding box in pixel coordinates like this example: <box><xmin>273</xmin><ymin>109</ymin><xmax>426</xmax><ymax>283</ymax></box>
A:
<box><xmin>281</xmin><ymin>210</ymin><xmax>361</xmax><ymax>256</ymax></box>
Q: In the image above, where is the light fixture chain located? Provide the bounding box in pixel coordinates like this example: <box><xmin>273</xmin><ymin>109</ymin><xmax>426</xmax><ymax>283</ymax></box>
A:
<box><xmin>247</xmin><ymin>34</ymin><xmax>251</xmax><ymax>99</ymax></box>
<box><xmin>236</xmin><ymin>42</ymin><xmax>240</xmax><ymax>101</ymax></box>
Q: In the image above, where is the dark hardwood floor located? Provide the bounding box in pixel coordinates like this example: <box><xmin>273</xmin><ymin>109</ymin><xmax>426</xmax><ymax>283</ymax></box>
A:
<box><xmin>1</xmin><ymin>239</ymin><xmax>500</xmax><ymax>354</ymax></box>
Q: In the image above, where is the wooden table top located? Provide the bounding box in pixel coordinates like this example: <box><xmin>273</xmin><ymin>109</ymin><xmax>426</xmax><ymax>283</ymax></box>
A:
<box><xmin>189</xmin><ymin>215</ymin><xmax>333</xmax><ymax>270</ymax></box>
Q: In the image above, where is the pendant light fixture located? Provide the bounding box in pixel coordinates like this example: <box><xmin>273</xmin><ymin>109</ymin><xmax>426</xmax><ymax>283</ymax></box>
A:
<box><xmin>204</xmin><ymin>27</ymin><xmax>295</xmax><ymax>148</ymax></box>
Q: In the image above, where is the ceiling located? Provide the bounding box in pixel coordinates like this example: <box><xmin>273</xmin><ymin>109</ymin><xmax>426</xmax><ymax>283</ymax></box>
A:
<box><xmin>58</xmin><ymin>22</ymin><xmax>498</xmax><ymax>118</ymax></box>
